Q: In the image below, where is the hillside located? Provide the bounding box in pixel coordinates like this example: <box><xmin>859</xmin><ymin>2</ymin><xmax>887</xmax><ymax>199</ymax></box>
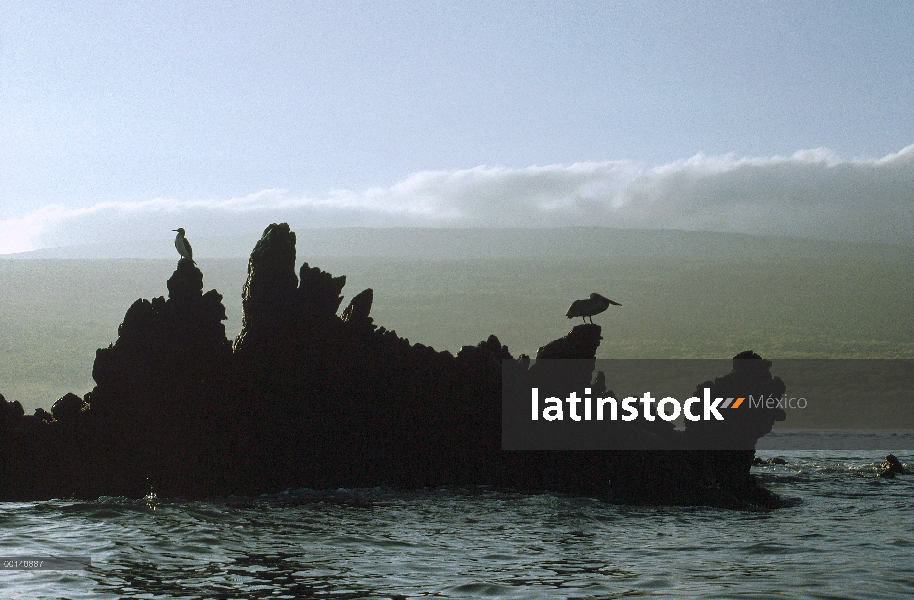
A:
<box><xmin>1</xmin><ymin>228</ymin><xmax>912</xmax><ymax>413</ymax></box>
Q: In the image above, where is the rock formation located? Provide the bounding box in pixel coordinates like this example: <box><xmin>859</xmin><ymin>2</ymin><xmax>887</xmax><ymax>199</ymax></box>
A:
<box><xmin>0</xmin><ymin>223</ymin><xmax>791</xmax><ymax>508</ymax></box>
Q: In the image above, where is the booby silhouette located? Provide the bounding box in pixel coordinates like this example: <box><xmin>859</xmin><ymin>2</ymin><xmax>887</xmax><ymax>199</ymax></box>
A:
<box><xmin>172</xmin><ymin>228</ymin><xmax>194</xmax><ymax>263</ymax></box>
<box><xmin>565</xmin><ymin>293</ymin><xmax>621</xmax><ymax>324</ymax></box>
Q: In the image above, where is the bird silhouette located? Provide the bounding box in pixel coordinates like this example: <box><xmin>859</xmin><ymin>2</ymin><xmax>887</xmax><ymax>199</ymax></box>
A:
<box><xmin>172</xmin><ymin>228</ymin><xmax>194</xmax><ymax>263</ymax></box>
<box><xmin>565</xmin><ymin>293</ymin><xmax>621</xmax><ymax>324</ymax></box>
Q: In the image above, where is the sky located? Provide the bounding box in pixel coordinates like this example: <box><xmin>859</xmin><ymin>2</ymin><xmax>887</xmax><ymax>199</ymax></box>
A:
<box><xmin>1</xmin><ymin>0</ymin><xmax>912</xmax><ymax>254</ymax></box>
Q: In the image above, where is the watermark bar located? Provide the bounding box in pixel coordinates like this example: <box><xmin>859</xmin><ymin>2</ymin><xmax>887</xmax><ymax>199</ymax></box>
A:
<box><xmin>502</xmin><ymin>358</ymin><xmax>914</xmax><ymax>450</ymax></box>
<box><xmin>1</xmin><ymin>557</ymin><xmax>91</xmax><ymax>570</ymax></box>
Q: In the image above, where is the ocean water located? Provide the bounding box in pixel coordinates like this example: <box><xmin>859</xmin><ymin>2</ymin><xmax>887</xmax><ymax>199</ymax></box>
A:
<box><xmin>1</xmin><ymin>450</ymin><xmax>912</xmax><ymax>599</ymax></box>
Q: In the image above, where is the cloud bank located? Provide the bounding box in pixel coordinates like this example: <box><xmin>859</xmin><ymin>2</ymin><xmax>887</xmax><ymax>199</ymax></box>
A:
<box><xmin>2</xmin><ymin>145</ymin><xmax>912</xmax><ymax>254</ymax></box>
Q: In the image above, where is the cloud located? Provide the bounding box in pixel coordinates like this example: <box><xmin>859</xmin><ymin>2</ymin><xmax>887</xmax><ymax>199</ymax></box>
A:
<box><xmin>1</xmin><ymin>144</ymin><xmax>912</xmax><ymax>254</ymax></box>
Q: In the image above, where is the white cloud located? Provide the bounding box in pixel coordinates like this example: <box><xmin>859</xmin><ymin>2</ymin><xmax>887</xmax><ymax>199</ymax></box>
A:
<box><xmin>1</xmin><ymin>144</ymin><xmax>912</xmax><ymax>254</ymax></box>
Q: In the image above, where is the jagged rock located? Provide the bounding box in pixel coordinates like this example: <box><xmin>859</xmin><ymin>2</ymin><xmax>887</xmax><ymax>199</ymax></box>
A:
<box><xmin>455</xmin><ymin>335</ymin><xmax>511</xmax><ymax>385</ymax></box>
<box><xmin>166</xmin><ymin>258</ymin><xmax>204</xmax><ymax>300</ymax></box>
<box><xmin>94</xmin><ymin>263</ymin><xmax>230</xmax><ymax>412</ymax></box>
<box><xmin>877</xmin><ymin>454</ymin><xmax>910</xmax><ymax>478</ymax></box>
<box><xmin>342</xmin><ymin>288</ymin><xmax>374</xmax><ymax>324</ymax></box>
<box><xmin>0</xmin><ymin>223</ymin><xmax>790</xmax><ymax>509</ymax></box>
<box><xmin>524</xmin><ymin>326</ymin><xmax>601</xmax><ymax>412</ymax></box>
<box><xmin>1</xmin><ymin>395</ymin><xmax>24</xmax><ymax>424</ymax></box>
<box><xmin>85</xmin><ymin>257</ymin><xmax>232</xmax><ymax>496</ymax></box>
<box><xmin>33</xmin><ymin>408</ymin><xmax>54</xmax><ymax>423</ymax></box>
<box><xmin>239</xmin><ymin>223</ymin><xmax>298</xmax><ymax>332</ymax></box>
<box><xmin>51</xmin><ymin>393</ymin><xmax>86</xmax><ymax>421</ymax></box>
<box><xmin>536</xmin><ymin>324</ymin><xmax>602</xmax><ymax>359</ymax></box>
<box><xmin>457</xmin><ymin>334</ymin><xmax>511</xmax><ymax>363</ymax></box>
<box><xmin>684</xmin><ymin>350</ymin><xmax>787</xmax><ymax>450</ymax></box>
<box><xmin>298</xmin><ymin>262</ymin><xmax>346</xmax><ymax>317</ymax></box>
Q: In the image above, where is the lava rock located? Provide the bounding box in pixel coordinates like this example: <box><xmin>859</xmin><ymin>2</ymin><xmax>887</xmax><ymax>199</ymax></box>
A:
<box><xmin>342</xmin><ymin>288</ymin><xmax>374</xmax><ymax>325</ymax></box>
<box><xmin>0</xmin><ymin>222</ymin><xmax>792</xmax><ymax>509</ymax></box>
<box><xmin>51</xmin><ymin>393</ymin><xmax>86</xmax><ymax>421</ymax></box>
<box><xmin>33</xmin><ymin>408</ymin><xmax>54</xmax><ymax>424</ymax></box>
<box><xmin>298</xmin><ymin>262</ymin><xmax>346</xmax><ymax>318</ymax></box>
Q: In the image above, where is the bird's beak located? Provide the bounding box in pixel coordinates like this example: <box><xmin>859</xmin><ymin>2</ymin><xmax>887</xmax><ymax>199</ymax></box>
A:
<box><xmin>172</xmin><ymin>229</ymin><xmax>179</xmax><ymax>232</ymax></box>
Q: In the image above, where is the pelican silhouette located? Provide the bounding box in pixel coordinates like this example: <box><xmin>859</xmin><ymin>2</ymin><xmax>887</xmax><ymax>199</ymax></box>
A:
<box><xmin>565</xmin><ymin>293</ymin><xmax>621</xmax><ymax>324</ymax></box>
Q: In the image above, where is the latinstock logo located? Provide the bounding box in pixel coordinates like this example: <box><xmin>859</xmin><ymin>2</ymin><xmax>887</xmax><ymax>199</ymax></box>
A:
<box><xmin>529</xmin><ymin>388</ymin><xmax>747</xmax><ymax>423</ymax></box>
<box><xmin>498</xmin><ymin>358</ymin><xmax>867</xmax><ymax>451</ymax></box>
<box><xmin>504</xmin><ymin>358</ymin><xmax>914</xmax><ymax>451</ymax></box>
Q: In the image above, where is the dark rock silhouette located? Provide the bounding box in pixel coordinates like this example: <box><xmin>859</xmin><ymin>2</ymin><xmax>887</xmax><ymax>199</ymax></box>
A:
<box><xmin>51</xmin><ymin>393</ymin><xmax>86</xmax><ymax>421</ymax></box>
<box><xmin>82</xmin><ymin>255</ymin><xmax>233</xmax><ymax>497</ymax></box>
<box><xmin>0</xmin><ymin>223</ymin><xmax>792</xmax><ymax>508</ymax></box>
<box><xmin>1</xmin><ymin>394</ymin><xmax>24</xmax><ymax>423</ymax></box>
<box><xmin>537</xmin><ymin>323</ymin><xmax>603</xmax><ymax>359</ymax></box>
<box><xmin>237</xmin><ymin>223</ymin><xmax>298</xmax><ymax>335</ymax></box>
<box><xmin>684</xmin><ymin>351</ymin><xmax>787</xmax><ymax>450</ymax></box>
<box><xmin>653</xmin><ymin>351</ymin><xmax>790</xmax><ymax>507</ymax></box>
<box><xmin>34</xmin><ymin>407</ymin><xmax>54</xmax><ymax>424</ymax></box>
<box><xmin>297</xmin><ymin>261</ymin><xmax>347</xmax><ymax>318</ymax></box>
<box><xmin>342</xmin><ymin>288</ymin><xmax>374</xmax><ymax>325</ymax></box>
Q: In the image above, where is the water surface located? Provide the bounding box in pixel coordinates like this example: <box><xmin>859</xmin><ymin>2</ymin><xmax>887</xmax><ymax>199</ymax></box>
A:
<box><xmin>2</xmin><ymin>450</ymin><xmax>912</xmax><ymax>599</ymax></box>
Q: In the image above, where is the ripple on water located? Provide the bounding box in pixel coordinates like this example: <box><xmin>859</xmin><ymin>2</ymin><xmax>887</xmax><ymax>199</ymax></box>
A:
<box><xmin>1</xmin><ymin>452</ymin><xmax>912</xmax><ymax>598</ymax></box>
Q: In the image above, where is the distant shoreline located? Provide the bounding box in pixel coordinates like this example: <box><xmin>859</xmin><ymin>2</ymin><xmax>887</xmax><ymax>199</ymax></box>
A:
<box><xmin>4</xmin><ymin>226</ymin><xmax>913</xmax><ymax>261</ymax></box>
